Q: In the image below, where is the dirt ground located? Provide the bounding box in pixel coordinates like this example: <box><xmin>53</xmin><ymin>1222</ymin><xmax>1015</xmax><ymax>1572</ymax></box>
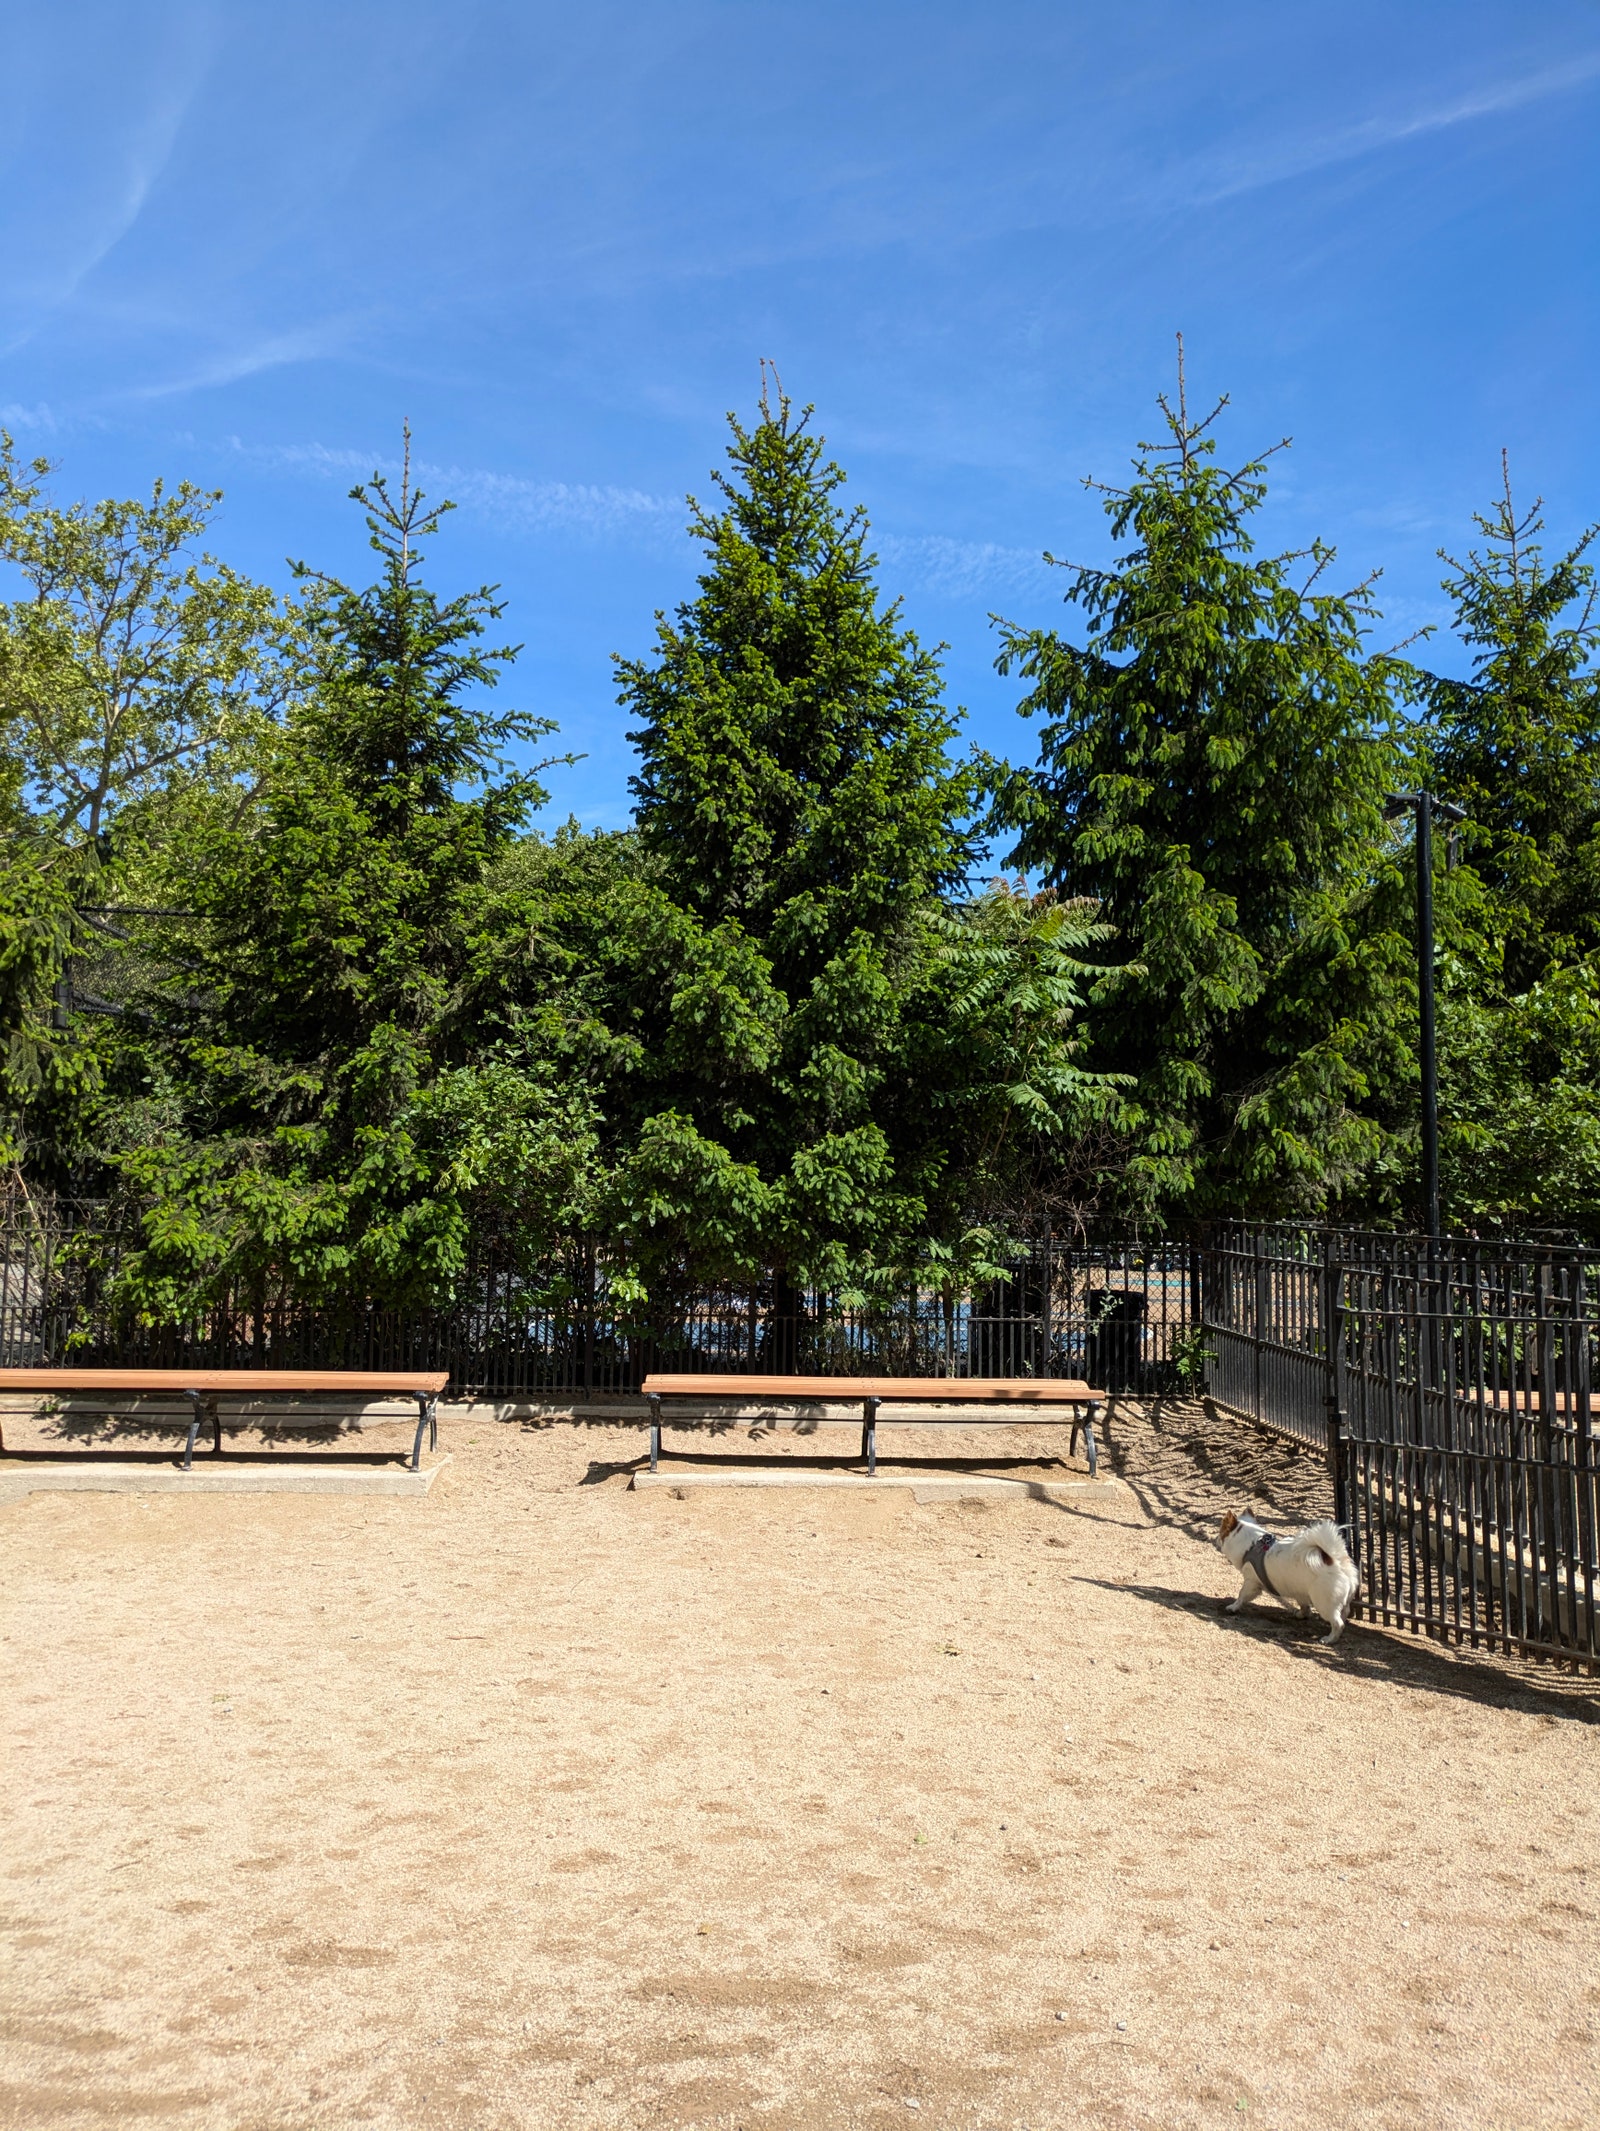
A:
<box><xmin>3</xmin><ymin>1398</ymin><xmax>1597</xmax><ymax>2131</ymax></box>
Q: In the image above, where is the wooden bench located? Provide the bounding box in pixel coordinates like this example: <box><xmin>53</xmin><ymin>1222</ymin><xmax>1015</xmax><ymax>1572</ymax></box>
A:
<box><xmin>0</xmin><ymin>1369</ymin><xmax>451</xmax><ymax>1471</ymax></box>
<box><xmin>640</xmin><ymin>1374</ymin><xmax>1107</xmax><ymax>1478</ymax></box>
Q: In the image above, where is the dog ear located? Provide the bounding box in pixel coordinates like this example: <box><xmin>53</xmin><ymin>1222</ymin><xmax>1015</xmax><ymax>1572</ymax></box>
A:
<box><xmin>1219</xmin><ymin>1509</ymin><xmax>1237</xmax><ymax>1538</ymax></box>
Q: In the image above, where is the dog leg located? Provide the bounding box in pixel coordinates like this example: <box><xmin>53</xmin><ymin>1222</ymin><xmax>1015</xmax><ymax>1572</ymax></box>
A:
<box><xmin>1320</xmin><ymin>1609</ymin><xmax>1347</xmax><ymax>1645</ymax></box>
<box><xmin>1225</xmin><ymin>1571</ymin><xmax>1263</xmax><ymax>1615</ymax></box>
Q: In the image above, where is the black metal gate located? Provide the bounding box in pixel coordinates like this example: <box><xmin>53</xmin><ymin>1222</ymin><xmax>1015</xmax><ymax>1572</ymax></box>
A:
<box><xmin>1336</xmin><ymin>1253</ymin><xmax>1599</xmax><ymax>1664</ymax></box>
<box><xmin>1201</xmin><ymin>1227</ymin><xmax>1600</xmax><ymax>1665</ymax></box>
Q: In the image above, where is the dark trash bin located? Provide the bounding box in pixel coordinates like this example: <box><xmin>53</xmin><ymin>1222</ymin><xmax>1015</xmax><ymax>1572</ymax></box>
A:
<box><xmin>1086</xmin><ymin>1289</ymin><xmax>1146</xmax><ymax>1391</ymax></box>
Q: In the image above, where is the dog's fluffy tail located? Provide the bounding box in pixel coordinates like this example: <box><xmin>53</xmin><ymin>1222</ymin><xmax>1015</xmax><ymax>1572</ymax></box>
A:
<box><xmin>1295</xmin><ymin>1520</ymin><xmax>1354</xmax><ymax>1571</ymax></box>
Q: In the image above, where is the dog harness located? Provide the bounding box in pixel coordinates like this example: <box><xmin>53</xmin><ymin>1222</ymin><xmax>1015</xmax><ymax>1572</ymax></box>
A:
<box><xmin>1243</xmin><ymin>1530</ymin><xmax>1282</xmax><ymax>1596</ymax></box>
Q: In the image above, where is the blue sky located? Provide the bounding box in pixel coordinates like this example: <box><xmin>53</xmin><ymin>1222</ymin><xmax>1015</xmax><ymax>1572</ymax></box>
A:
<box><xmin>3</xmin><ymin>0</ymin><xmax>1598</xmax><ymax>832</ymax></box>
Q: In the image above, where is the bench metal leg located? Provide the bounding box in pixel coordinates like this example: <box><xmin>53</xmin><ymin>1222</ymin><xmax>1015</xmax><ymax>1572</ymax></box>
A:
<box><xmin>861</xmin><ymin>1397</ymin><xmax>879</xmax><ymax>1478</ymax></box>
<box><xmin>411</xmin><ymin>1394</ymin><xmax>438</xmax><ymax>1472</ymax></box>
<box><xmin>649</xmin><ymin>1393</ymin><xmax>662</xmax><ymax>1473</ymax></box>
<box><xmin>182</xmin><ymin>1391</ymin><xmax>219</xmax><ymax>1470</ymax></box>
<box><xmin>1069</xmin><ymin>1401</ymin><xmax>1100</xmax><ymax>1478</ymax></box>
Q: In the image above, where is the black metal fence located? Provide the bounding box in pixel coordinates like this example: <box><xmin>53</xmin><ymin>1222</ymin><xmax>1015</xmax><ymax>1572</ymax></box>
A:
<box><xmin>1201</xmin><ymin>1225</ymin><xmax>1600</xmax><ymax>1667</ymax></box>
<box><xmin>7</xmin><ymin>1194</ymin><xmax>1594</xmax><ymax>1666</ymax></box>
<box><xmin>0</xmin><ymin>1200</ymin><xmax>1198</xmax><ymax>1396</ymax></box>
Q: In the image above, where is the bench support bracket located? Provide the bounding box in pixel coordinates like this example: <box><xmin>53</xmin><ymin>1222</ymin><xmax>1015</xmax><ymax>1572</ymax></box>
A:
<box><xmin>182</xmin><ymin>1390</ymin><xmax>221</xmax><ymax>1470</ymax></box>
<box><xmin>411</xmin><ymin>1393</ymin><xmax>439</xmax><ymax>1473</ymax></box>
<box><xmin>648</xmin><ymin>1393</ymin><xmax>662</xmax><ymax>1473</ymax></box>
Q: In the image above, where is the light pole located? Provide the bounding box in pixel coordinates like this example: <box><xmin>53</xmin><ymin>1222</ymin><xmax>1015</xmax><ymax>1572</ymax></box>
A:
<box><xmin>1384</xmin><ymin>791</ymin><xmax>1466</xmax><ymax>1243</ymax></box>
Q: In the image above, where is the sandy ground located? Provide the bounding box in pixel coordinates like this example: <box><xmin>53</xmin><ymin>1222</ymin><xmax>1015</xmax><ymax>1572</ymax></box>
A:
<box><xmin>2</xmin><ymin>1398</ymin><xmax>1597</xmax><ymax>2131</ymax></box>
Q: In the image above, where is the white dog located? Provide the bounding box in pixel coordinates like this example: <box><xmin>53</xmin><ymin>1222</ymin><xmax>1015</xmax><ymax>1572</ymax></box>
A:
<box><xmin>1217</xmin><ymin>1508</ymin><xmax>1358</xmax><ymax>1644</ymax></box>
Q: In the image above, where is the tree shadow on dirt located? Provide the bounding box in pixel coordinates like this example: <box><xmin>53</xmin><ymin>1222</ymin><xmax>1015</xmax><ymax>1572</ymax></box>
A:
<box><xmin>1091</xmin><ymin>1387</ymin><xmax>1600</xmax><ymax>1721</ymax></box>
<box><xmin>12</xmin><ymin>1406</ymin><xmax>420</xmax><ymax>1463</ymax></box>
<box><xmin>1103</xmin><ymin>1392</ymin><xmax>1337</xmax><ymax>1545</ymax></box>
<box><xmin>577</xmin><ymin>1445</ymin><xmax>1084</xmax><ymax>1488</ymax></box>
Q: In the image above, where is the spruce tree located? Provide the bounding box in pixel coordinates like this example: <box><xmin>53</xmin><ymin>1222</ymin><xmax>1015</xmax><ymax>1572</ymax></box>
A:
<box><xmin>604</xmin><ymin>379</ymin><xmax>991</xmax><ymax>1288</ymax></box>
<box><xmin>1419</xmin><ymin>462</ymin><xmax>1600</xmax><ymax>1238</ymax></box>
<box><xmin>93</xmin><ymin>443</ymin><xmax>577</xmax><ymax>1313</ymax></box>
<box><xmin>989</xmin><ymin>356</ymin><xmax>1411</xmax><ymax>1217</ymax></box>
<box><xmin>621</xmin><ymin>374</ymin><xmax>979</xmax><ymax>984</ymax></box>
<box><xmin>1422</xmin><ymin>458</ymin><xmax>1600</xmax><ymax>991</ymax></box>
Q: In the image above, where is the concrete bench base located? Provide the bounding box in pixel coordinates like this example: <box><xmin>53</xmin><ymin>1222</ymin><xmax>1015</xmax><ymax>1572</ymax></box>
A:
<box><xmin>0</xmin><ymin>1456</ymin><xmax>451</xmax><ymax>1501</ymax></box>
<box><xmin>631</xmin><ymin>1468</ymin><xmax>1122</xmax><ymax>1503</ymax></box>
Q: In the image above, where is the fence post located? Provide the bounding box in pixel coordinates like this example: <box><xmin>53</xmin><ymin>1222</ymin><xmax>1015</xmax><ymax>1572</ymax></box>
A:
<box><xmin>1040</xmin><ymin>1225</ymin><xmax>1053</xmax><ymax>1378</ymax></box>
<box><xmin>1574</xmin><ymin>1262</ymin><xmax>1598</xmax><ymax>1657</ymax></box>
<box><xmin>1321</xmin><ymin>1235</ymin><xmax>1350</xmax><ymax>1541</ymax></box>
<box><xmin>582</xmin><ymin>1243</ymin><xmax>596</xmax><ymax>1402</ymax></box>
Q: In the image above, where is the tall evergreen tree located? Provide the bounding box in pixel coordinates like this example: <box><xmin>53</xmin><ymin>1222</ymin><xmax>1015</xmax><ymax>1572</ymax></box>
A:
<box><xmin>89</xmin><ymin>442</ymin><xmax>579</xmax><ymax>1313</ymax></box>
<box><xmin>1422</xmin><ymin>457</ymin><xmax>1600</xmax><ymax>992</ymax></box>
<box><xmin>989</xmin><ymin>357</ymin><xmax>1416</xmax><ymax>1217</ymax></box>
<box><xmin>1418</xmin><ymin>462</ymin><xmax>1600</xmax><ymax>1237</ymax></box>
<box><xmin>622</xmin><ymin>373</ymin><xmax>979</xmax><ymax>981</ymax></box>
<box><xmin>603</xmin><ymin>380</ymin><xmax>989</xmax><ymax>1286</ymax></box>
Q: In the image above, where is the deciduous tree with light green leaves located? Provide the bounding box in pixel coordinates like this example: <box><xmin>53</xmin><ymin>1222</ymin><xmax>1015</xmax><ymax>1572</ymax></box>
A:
<box><xmin>0</xmin><ymin>434</ymin><xmax>294</xmax><ymax>850</ymax></box>
<box><xmin>0</xmin><ymin>434</ymin><xmax>295</xmax><ymax>1169</ymax></box>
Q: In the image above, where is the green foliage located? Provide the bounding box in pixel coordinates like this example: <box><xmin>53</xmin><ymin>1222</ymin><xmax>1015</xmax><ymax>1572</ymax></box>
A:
<box><xmin>622</xmin><ymin>376</ymin><xmax>981</xmax><ymax>974</ymax></box>
<box><xmin>291</xmin><ymin>428</ymin><xmax>549</xmax><ymax>841</ymax></box>
<box><xmin>0</xmin><ymin>431</ymin><xmax>292</xmax><ymax>847</ymax></box>
<box><xmin>410</xmin><ymin>392</ymin><xmax>1127</xmax><ymax>1311</ymax></box>
<box><xmin>0</xmin><ymin>435</ymin><xmax>294</xmax><ymax>1171</ymax></box>
<box><xmin>1422</xmin><ymin>459</ymin><xmax>1600</xmax><ymax>991</ymax></box>
<box><xmin>917</xmin><ymin>881</ymin><xmax>1130</xmax><ymax>1226</ymax></box>
<box><xmin>1435</xmin><ymin>966</ymin><xmax>1600</xmax><ymax>1235</ymax></box>
<box><xmin>82</xmin><ymin>443</ymin><xmax>572</xmax><ymax>1317</ymax></box>
<box><xmin>1414</xmin><ymin>461</ymin><xmax>1600</xmax><ymax>1236</ymax></box>
<box><xmin>0</xmin><ymin>827</ymin><xmax>96</xmax><ymax>1156</ymax></box>
<box><xmin>989</xmin><ymin>363</ymin><xmax>1420</xmax><ymax>1219</ymax></box>
<box><xmin>605</xmin><ymin>382</ymin><xmax>980</xmax><ymax>1285</ymax></box>
<box><xmin>10</xmin><ymin>372</ymin><xmax>1600</xmax><ymax>1313</ymax></box>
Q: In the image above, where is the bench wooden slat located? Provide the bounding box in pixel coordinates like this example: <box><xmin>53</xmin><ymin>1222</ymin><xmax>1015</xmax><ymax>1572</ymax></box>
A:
<box><xmin>0</xmin><ymin>1369</ymin><xmax>449</xmax><ymax>1393</ymax></box>
<box><xmin>641</xmin><ymin>1373</ymin><xmax>1099</xmax><ymax>1403</ymax></box>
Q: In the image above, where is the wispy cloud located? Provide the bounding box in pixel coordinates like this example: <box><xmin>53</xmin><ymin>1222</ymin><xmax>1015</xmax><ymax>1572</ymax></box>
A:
<box><xmin>876</xmin><ymin>533</ymin><xmax>1058</xmax><ymax>600</ymax></box>
<box><xmin>230</xmin><ymin>438</ymin><xmax>684</xmax><ymax>540</ymax></box>
<box><xmin>1172</xmin><ymin>48</ymin><xmax>1600</xmax><ymax>207</ymax></box>
<box><xmin>434</xmin><ymin>465</ymin><xmax>684</xmax><ymax>539</ymax></box>
<box><xmin>236</xmin><ymin>438</ymin><xmax>1064</xmax><ymax>578</ymax></box>
<box><xmin>123</xmin><ymin>319</ymin><xmax>361</xmax><ymax>403</ymax></box>
<box><xmin>1</xmin><ymin>10</ymin><xmax>216</xmax><ymax>351</ymax></box>
<box><xmin>0</xmin><ymin>402</ymin><xmax>57</xmax><ymax>433</ymax></box>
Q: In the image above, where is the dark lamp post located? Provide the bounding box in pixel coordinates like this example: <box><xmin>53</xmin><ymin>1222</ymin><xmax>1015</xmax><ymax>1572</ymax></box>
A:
<box><xmin>1384</xmin><ymin>790</ymin><xmax>1466</xmax><ymax>1244</ymax></box>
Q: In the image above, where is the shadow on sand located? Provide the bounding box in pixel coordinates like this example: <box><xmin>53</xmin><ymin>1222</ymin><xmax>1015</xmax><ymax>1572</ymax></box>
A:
<box><xmin>1078</xmin><ymin>1571</ymin><xmax>1599</xmax><ymax>1724</ymax></box>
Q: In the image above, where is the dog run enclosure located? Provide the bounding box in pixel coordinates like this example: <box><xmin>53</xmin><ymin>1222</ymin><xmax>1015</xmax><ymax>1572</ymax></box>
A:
<box><xmin>2</xmin><ymin>1198</ymin><xmax>1595</xmax><ymax>1664</ymax></box>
